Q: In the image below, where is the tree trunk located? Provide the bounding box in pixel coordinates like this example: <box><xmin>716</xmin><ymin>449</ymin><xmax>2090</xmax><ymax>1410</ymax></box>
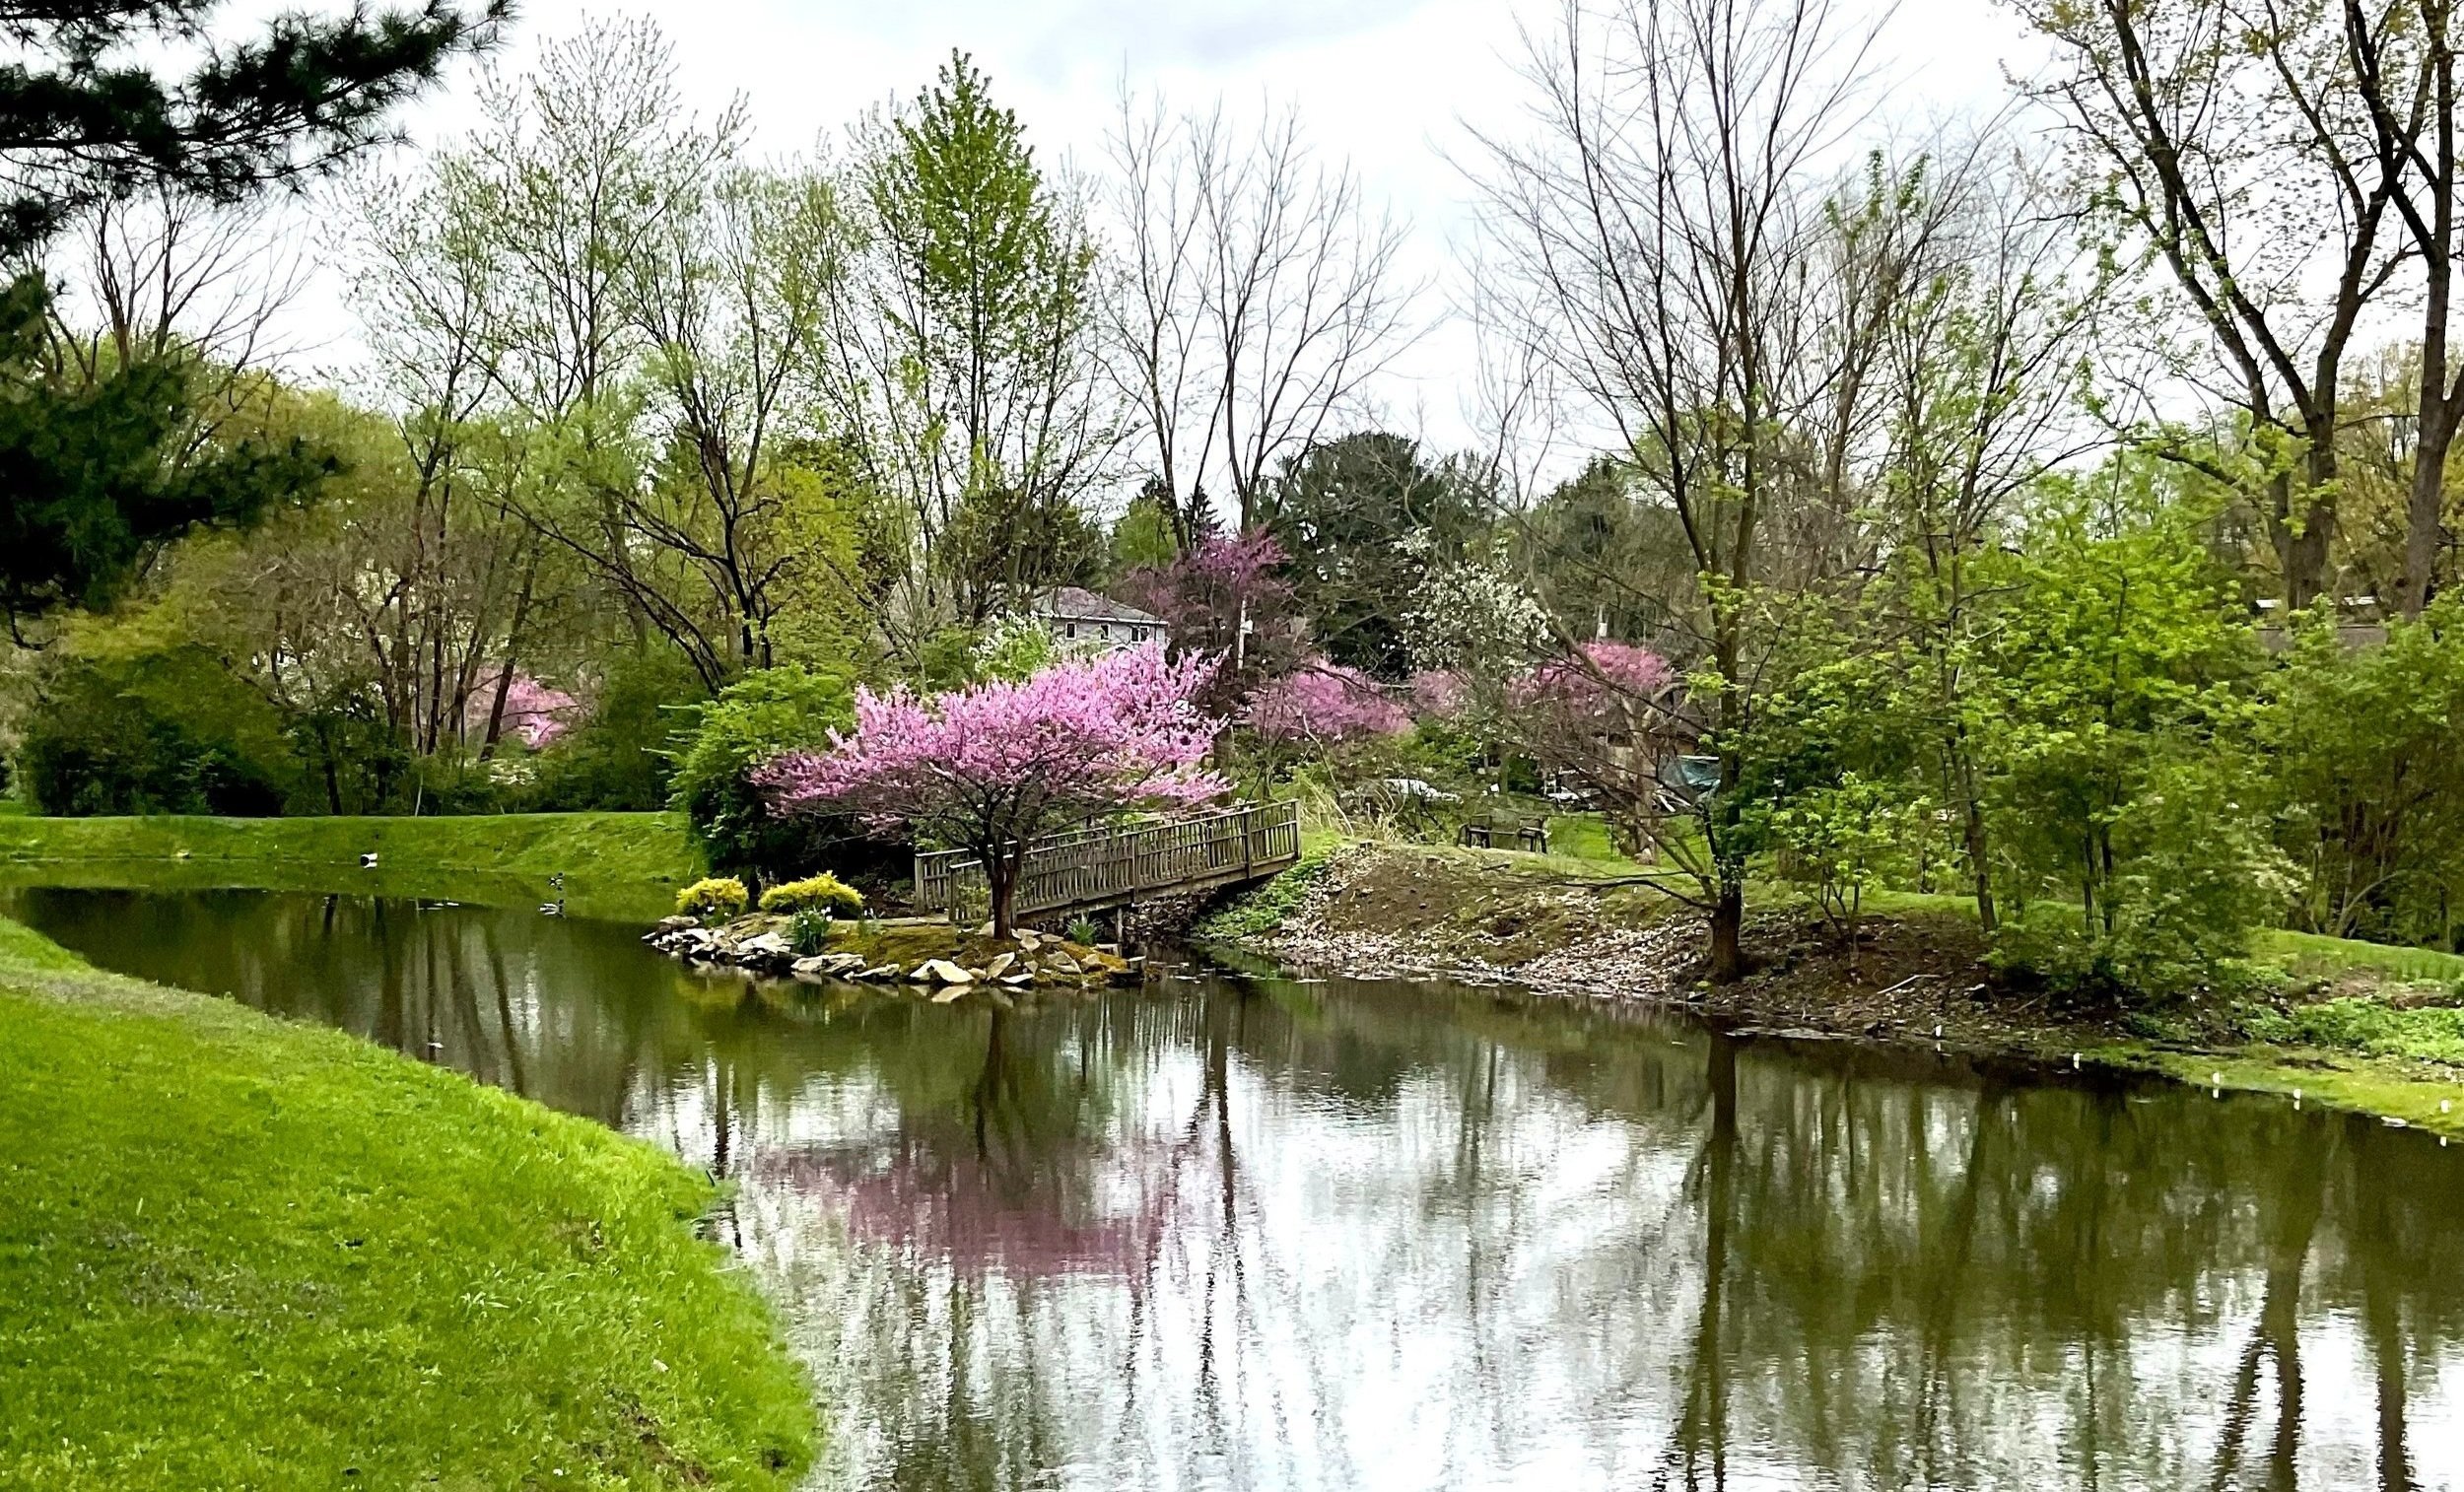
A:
<box><xmin>2280</xmin><ymin>436</ymin><xmax>2339</xmax><ymax>611</ymax></box>
<box><xmin>1708</xmin><ymin>881</ymin><xmax>1745</xmax><ymax>984</ymax></box>
<box><xmin>986</xmin><ymin>846</ymin><xmax>1018</xmax><ymax>940</ymax></box>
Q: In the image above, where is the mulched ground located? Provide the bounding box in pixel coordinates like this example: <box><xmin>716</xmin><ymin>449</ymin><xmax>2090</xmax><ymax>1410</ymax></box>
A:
<box><xmin>1246</xmin><ymin>843</ymin><xmax>2136</xmax><ymax>1058</ymax></box>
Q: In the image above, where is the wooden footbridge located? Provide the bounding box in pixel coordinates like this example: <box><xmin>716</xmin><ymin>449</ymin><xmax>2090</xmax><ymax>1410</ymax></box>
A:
<box><xmin>912</xmin><ymin>800</ymin><xmax>1302</xmax><ymax>925</ymax></box>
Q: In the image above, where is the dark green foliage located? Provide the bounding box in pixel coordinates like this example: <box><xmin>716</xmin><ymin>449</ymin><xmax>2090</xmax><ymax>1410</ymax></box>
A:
<box><xmin>1261</xmin><ymin>431</ymin><xmax>1486</xmax><ymax>678</ymax></box>
<box><xmin>1518</xmin><ymin>454</ymin><xmax>1691</xmax><ymax>643</ymax></box>
<box><xmin>525</xmin><ymin>645</ymin><xmax>709</xmax><ymax>812</ymax></box>
<box><xmin>668</xmin><ymin>665</ymin><xmax>862</xmax><ymax>882</ymax></box>
<box><xmin>18</xmin><ymin>646</ymin><xmax>293</xmax><ymax>815</ymax></box>
<box><xmin>286</xmin><ymin>691</ymin><xmax>414</xmax><ymax>815</ymax></box>
<box><xmin>0</xmin><ymin>277</ymin><xmax>337</xmax><ymax>627</ymax></box>
<box><xmin>936</xmin><ymin>484</ymin><xmax>1106</xmax><ymax>616</ymax></box>
<box><xmin>0</xmin><ymin>0</ymin><xmax>506</xmax><ymax>255</ymax></box>
<box><xmin>2257</xmin><ymin>596</ymin><xmax>2464</xmax><ymax>947</ymax></box>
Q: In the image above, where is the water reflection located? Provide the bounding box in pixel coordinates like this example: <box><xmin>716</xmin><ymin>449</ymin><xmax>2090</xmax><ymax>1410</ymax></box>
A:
<box><xmin>8</xmin><ymin>886</ymin><xmax>2461</xmax><ymax>1491</ymax></box>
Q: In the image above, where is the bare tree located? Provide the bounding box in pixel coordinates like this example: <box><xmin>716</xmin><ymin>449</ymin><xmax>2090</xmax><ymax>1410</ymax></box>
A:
<box><xmin>1103</xmin><ymin>94</ymin><xmax>1419</xmax><ymax>540</ymax></box>
<box><xmin>1469</xmin><ymin>0</ymin><xmax>1888</xmax><ymax>982</ymax></box>
<box><xmin>2015</xmin><ymin>0</ymin><xmax>2412</xmax><ymax>610</ymax></box>
<box><xmin>618</xmin><ymin>166</ymin><xmax>852</xmax><ymax>684</ymax></box>
<box><xmin>2349</xmin><ymin>0</ymin><xmax>2464</xmax><ymax>614</ymax></box>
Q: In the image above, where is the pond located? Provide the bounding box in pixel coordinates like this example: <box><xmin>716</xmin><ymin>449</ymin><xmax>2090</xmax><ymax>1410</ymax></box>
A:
<box><xmin>7</xmin><ymin>883</ymin><xmax>2462</xmax><ymax>1491</ymax></box>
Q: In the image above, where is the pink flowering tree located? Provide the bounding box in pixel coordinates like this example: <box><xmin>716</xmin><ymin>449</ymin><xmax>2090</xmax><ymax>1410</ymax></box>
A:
<box><xmin>1118</xmin><ymin>532</ymin><xmax>1301</xmax><ymax>704</ymax></box>
<box><xmin>1243</xmin><ymin>659</ymin><xmax>1411</xmax><ymax>748</ymax></box>
<box><xmin>1506</xmin><ymin>642</ymin><xmax>1687</xmax><ymax>851</ymax></box>
<box><xmin>758</xmin><ymin>642</ymin><xmax>1229</xmax><ymax>935</ymax></box>
<box><xmin>469</xmin><ymin>674</ymin><xmax>580</xmax><ymax>751</ymax></box>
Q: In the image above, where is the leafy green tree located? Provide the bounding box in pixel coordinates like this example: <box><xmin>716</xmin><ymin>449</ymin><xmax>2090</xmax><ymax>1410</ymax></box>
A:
<box><xmin>18</xmin><ymin>644</ymin><xmax>295</xmax><ymax>815</ymax></box>
<box><xmin>669</xmin><ymin>666</ymin><xmax>859</xmax><ymax>884</ymax></box>
<box><xmin>523</xmin><ymin>645</ymin><xmax>707</xmax><ymax>811</ymax></box>
<box><xmin>831</xmin><ymin>51</ymin><xmax>1115</xmax><ymax>630</ymax></box>
<box><xmin>0</xmin><ymin>0</ymin><xmax>504</xmax><ymax>256</ymax></box>
<box><xmin>0</xmin><ymin>1</ymin><xmax>499</xmax><ymax>631</ymax></box>
<box><xmin>2257</xmin><ymin>596</ymin><xmax>2464</xmax><ymax>945</ymax></box>
<box><xmin>1977</xmin><ymin>479</ymin><xmax>2279</xmax><ymax>994</ymax></box>
<box><xmin>1108</xmin><ymin>484</ymin><xmax>1181</xmax><ymax>575</ymax></box>
<box><xmin>0</xmin><ymin>280</ymin><xmax>338</xmax><ymax>634</ymax></box>
<box><xmin>1259</xmin><ymin>431</ymin><xmax>1485</xmax><ymax>678</ymax></box>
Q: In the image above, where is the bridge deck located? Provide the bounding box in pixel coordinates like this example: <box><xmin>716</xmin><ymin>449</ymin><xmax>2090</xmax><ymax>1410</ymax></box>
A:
<box><xmin>912</xmin><ymin>801</ymin><xmax>1301</xmax><ymax>924</ymax></box>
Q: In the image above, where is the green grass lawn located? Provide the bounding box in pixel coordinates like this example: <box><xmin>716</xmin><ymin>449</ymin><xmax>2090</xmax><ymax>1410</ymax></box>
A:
<box><xmin>0</xmin><ymin>916</ymin><xmax>812</xmax><ymax>1489</ymax></box>
<box><xmin>0</xmin><ymin>811</ymin><xmax>700</xmax><ymax>921</ymax></box>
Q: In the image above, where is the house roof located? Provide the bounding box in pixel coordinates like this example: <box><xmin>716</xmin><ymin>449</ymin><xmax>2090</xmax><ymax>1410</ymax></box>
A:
<box><xmin>1033</xmin><ymin>586</ymin><xmax>1165</xmax><ymax>628</ymax></box>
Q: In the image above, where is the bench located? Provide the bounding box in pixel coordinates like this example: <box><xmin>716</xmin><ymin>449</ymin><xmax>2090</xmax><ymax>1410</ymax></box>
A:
<box><xmin>1460</xmin><ymin>816</ymin><xmax>1550</xmax><ymax>853</ymax></box>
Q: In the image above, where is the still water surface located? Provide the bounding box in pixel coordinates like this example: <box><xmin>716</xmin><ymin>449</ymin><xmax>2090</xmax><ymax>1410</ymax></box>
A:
<box><xmin>7</xmin><ymin>884</ymin><xmax>2462</xmax><ymax>1491</ymax></box>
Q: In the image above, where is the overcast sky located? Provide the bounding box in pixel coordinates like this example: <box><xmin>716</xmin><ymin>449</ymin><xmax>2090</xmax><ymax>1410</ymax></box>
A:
<box><xmin>272</xmin><ymin>0</ymin><xmax>2053</xmax><ymax>465</ymax></box>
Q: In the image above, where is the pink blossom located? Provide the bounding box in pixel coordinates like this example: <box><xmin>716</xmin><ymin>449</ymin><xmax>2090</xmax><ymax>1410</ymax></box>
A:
<box><xmin>1512</xmin><ymin>642</ymin><xmax>1676</xmax><ymax>714</ymax></box>
<box><xmin>757</xmin><ymin>642</ymin><xmax>1229</xmax><ymax>931</ymax></box>
<box><xmin>1243</xmin><ymin>659</ymin><xmax>1411</xmax><ymax>744</ymax></box>
<box><xmin>1119</xmin><ymin>533</ymin><xmax>1297</xmax><ymax>658</ymax></box>
<box><xmin>471</xmin><ymin>673</ymin><xmax>581</xmax><ymax>750</ymax></box>
<box><xmin>1407</xmin><ymin>669</ymin><xmax>1470</xmax><ymax>719</ymax></box>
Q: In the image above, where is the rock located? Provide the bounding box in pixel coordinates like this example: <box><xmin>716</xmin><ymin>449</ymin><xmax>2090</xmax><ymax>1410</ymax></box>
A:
<box><xmin>791</xmin><ymin>954</ymin><xmax>869</xmax><ymax>978</ymax></box>
<box><xmin>974</xmin><ymin>921</ymin><xmax>997</xmax><ymax>937</ymax></box>
<box><xmin>732</xmin><ymin>932</ymin><xmax>795</xmax><ymax>970</ymax></box>
<box><xmin>917</xmin><ymin>958</ymin><xmax>975</xmax><ymax>984</ymax></box>
<box><xmin>1047</xmin><ymin>952</ymin><xmax>1082</xmax><ymax>977</ymax></box>
<box><xmin>985</xmin><ymin>952</ymin><xmax>1016</xmax><ymax>980</ymax></box>
<box><xmin>653</xmin><ymin>916</ymin><xmax>698</xmax><ymax>933</ymax></box>
<box><xmin>861</xmin><ymin>964</ymin><xmax>903</xmax><ymax>981</ymax></box>
<box><xmin>1013</xmin><ymin>929</ymin><xmax>1044</xmax><ymax>951</ymax></box>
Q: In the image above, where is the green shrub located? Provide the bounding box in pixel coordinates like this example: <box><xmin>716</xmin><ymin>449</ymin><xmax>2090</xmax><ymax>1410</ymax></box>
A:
<box><xmin>17</xmin><ymin>646</ymin><xmax>296</xmax><ymax>816</ymax></box>
<box><xmin>527</xmin><ymin>645</ymin><xmax>707</xmax><ymax>812</ymax></box>
<box><xmin>668</xmin><ymin>666</ymin><xmax>857</xmax><ymax>879</ymax></box>
<box><xmin>757</xmin><ymin>873</ymin><xmax>864</xmax><ymax>916</ymax></box>
<box><xmin>787</xmin><ymin>909</ymin><xmax>833</xmax><ymax>956</ymax></box>
<box><xmin>676</xmin><ymin>877</ymin><xmax>748</xmax><ymax>919</ymax></box>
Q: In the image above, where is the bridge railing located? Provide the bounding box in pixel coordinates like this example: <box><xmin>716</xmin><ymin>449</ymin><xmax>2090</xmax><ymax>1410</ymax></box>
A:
<box><xmin>913</xmin><ymin>800</ymin><xmax>1301</xmax><ymax>923</ymax></box>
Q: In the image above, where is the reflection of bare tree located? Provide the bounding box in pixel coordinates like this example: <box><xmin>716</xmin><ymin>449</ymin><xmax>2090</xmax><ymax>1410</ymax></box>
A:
<box><xmin>2209</xmin><ymin>1133</ymin><xmax>2324</xmax><ymax>1492</ymax></box>
<box><xmin>1660</xmin><ymin>1035</ymin><xmax>1737</xmax><ymax>1491</ymax></box>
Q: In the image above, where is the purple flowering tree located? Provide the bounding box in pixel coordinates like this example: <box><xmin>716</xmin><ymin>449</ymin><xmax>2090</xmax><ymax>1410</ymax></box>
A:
<box><xmin>1118</xmin><ymin>532</ymin><xmax>1301</xmax><ymax>704</ymax></box>
<box><xmin>758</xmin><ymin>642</ymin><xmax>1229</xmax><ymax>935</ymax></box>
<box><xmin>1506</xmin><ymin>642</ymin><xmax>1686</xmax><ymax>850</ymax></box>
<box><xmin>469</xmin><ymin>674</ymin><xmax>579</xmax><ymax>751</ymax></box>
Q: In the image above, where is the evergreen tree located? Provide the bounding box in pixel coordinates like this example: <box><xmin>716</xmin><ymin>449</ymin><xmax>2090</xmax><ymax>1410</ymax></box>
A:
<box><xmin>0</xmin><ymin>0</ymin><xmax>506</xmax><ymax>254</ymax></box>
<box><xmin>0</xmin><ymin>0</ymin><xmax>499</xmax><ymax>628</ymax></box>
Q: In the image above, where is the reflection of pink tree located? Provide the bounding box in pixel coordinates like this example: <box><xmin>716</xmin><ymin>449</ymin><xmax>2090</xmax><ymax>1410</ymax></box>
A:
<box><xmin>758</xmin><ymin>642</ymin><xmax>1229</xmax><ymax>935</ymax></box>
<box><xmin>756</xmin><ymin>1145</ymin><xmax>1155</xmax><ymax>1278</ymax></box>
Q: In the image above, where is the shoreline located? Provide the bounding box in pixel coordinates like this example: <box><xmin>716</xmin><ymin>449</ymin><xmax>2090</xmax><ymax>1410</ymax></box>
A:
<box><xmin>0</xmin><ymin>811</ymin><xmax>698</xmax><ymax>921</ymax></box>
<box><xmin>1203</xmin><ymin>840</ymin><xmax>2464</xmax><ymax>1141</ymax></box>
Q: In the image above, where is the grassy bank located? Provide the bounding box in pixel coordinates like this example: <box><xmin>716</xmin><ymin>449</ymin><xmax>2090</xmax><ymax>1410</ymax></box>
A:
<box><xmin>0</xmin><ymin>916</ymin><xmax>812</xmax><ymax>1488</ymax></box>
<box><xmin>0</xmin><ymin>812</ymin><xmax>699</xmax><ymax>921</ymax></box>
<box><xmin>1208</xmin><ymin>836</ymin><xmax>2464</xmax><ymax>1140</ymax></box>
